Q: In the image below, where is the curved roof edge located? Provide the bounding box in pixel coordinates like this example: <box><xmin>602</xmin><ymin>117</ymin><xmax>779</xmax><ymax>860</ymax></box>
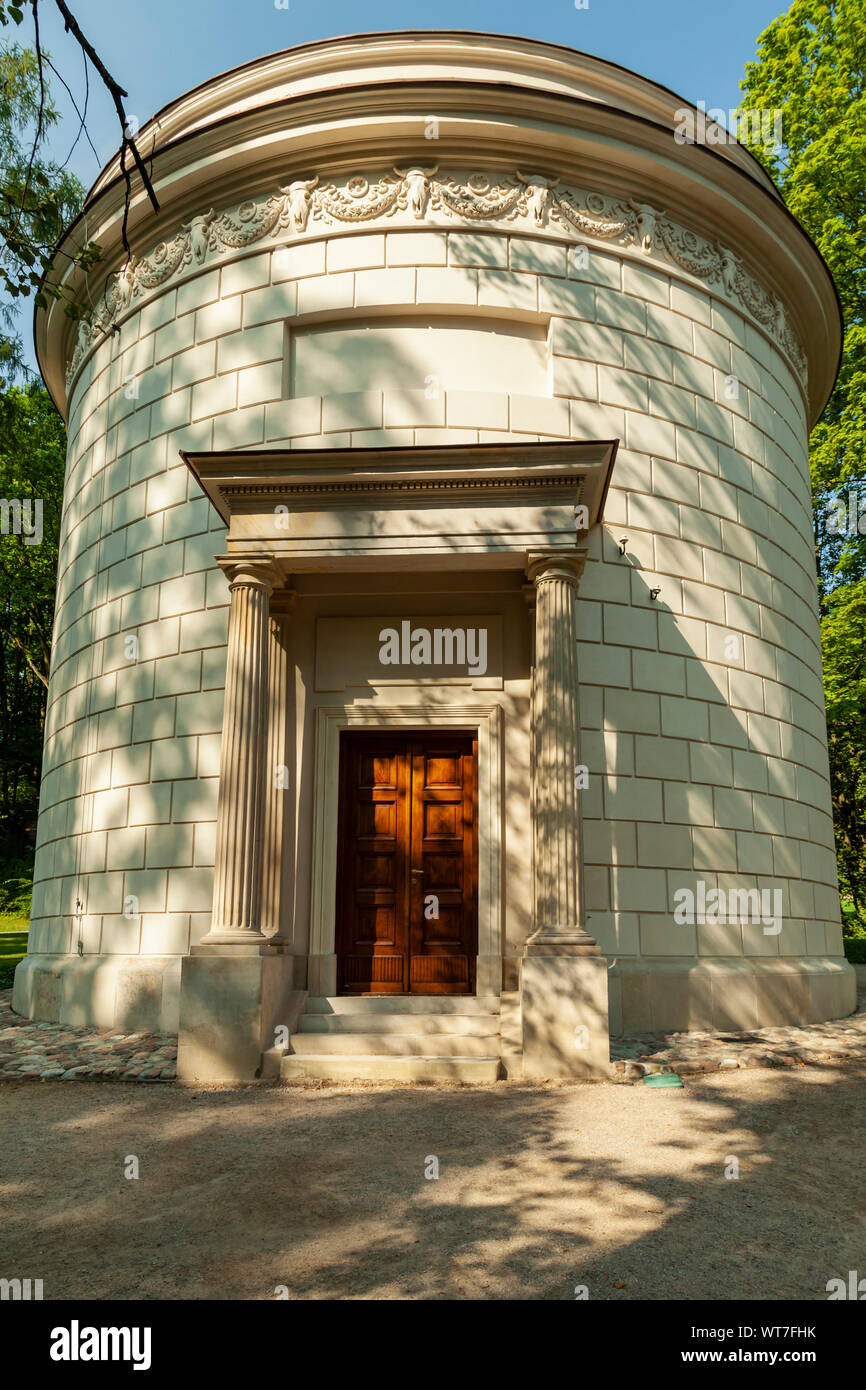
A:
<box><xmin>34</xmin><ymin>31</ymin><xmax>842</xmax><ymax>429</ymax></box>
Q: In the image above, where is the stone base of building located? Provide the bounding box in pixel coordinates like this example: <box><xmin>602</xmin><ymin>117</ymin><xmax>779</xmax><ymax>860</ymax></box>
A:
<box><xmin>12</xmin><ymin>952</ymin><xmax>183</xmax><ymax>1033</ymax></box>
<box><xmin>11</xmin><ymin>950</ymin><xmax>857</xmax><ymax>1081</ymax></box>
<box><xmin>608</xmin><ymin>956</ymin><xmax>857</xmax><ymax>1035</ymax></box>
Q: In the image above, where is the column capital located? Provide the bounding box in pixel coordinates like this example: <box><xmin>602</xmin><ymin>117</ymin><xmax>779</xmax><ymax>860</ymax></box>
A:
<box><xmin>216</xmin><ymin>552</ymin><xmax>283</xmax><ymax>593</ymax></box>
<box><xmin>525</xmin><ymin>549</ymin><xmax>588</xmax><ymax>587</ymax></box>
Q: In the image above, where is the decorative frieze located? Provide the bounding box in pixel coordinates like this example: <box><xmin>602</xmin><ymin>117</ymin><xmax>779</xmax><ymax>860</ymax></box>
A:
<box><xmin>65</xmin><ymin>165</ymin><xmax>808</xmax><ymax>393</ymax></box>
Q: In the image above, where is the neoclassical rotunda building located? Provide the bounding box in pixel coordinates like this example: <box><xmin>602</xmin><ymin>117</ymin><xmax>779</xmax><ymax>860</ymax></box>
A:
<box><xmin>16</xmin><ymin>31</ymin><xmax>854</xmax><ymax>1081</ymax></box>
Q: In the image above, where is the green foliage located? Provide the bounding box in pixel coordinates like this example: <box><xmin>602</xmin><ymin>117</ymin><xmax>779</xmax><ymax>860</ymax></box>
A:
<box><xmin>0</xmin><ymin>383</ymin><xmax>64</xmax><ymax>859</ymax></box>
<box><xmin>0</xmin><ymin>26</ymin><xmax>77</xmax><ymax>890</ymax></box>
<box><xmin>0</xmin><ymin>848</ymin><xmax>32</xmax><ymax>914</ymax></box>
<box><xmin>0</xmin><ymin>36</ymin><xmax>88</xmax><ymax>319</ymax></box>
<box><xmin>740</xmin><ymin>0</ymin><xmax>866</xmax><ymax>924</ymax></box>
<box><xmin>843</xmin><ymin>936</ymin><xmax>866</xmax><ymax>964</ymax></box>
<box><xmin>841</xmin><ymin>895</ymin><xmax>865</xmax><ymax>937</ymax></box>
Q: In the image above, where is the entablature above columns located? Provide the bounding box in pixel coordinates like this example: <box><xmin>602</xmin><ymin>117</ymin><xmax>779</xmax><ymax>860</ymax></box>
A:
<box><xmin>182</xmin><ymin>438</ymin><xmax>617</xmax><ymax>574</ymax></box>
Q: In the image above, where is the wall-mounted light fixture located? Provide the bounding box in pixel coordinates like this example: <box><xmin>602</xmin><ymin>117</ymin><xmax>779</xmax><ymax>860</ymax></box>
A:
<box><xmin>649</xmin><ymin>587</ymin><xmax>661</xmax><ymax>601</ymax></box>
<box><xmin>618</xmin><ymin>536</ymin><xmax>628</xmax><ymax>556</ymax></box>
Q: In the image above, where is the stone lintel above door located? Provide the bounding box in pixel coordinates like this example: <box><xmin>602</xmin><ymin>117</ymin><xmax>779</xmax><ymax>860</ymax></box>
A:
<box><xmin>181</xmin><ymin>438</ymin><xmax>617</xmax><ymax>572</ymax></box>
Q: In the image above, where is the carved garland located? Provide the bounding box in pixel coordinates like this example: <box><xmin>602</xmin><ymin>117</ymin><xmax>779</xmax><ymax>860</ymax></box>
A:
<box><xmin>66</xmin><ymin>166</ymin><xmax>807</xmax><ymax>391</ymax></box>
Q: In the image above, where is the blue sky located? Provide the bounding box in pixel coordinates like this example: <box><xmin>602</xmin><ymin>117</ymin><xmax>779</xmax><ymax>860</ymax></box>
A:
<box><xmin>34</xmin><ymin>0</ymin><xmax>787</xmax><ymax>190</ymax></box>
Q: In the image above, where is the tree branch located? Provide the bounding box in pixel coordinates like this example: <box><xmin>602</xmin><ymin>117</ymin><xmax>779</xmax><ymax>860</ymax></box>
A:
<box><xmin>51</xmin><ymin>0</ymin><xmax>160</xmax><ymax>217</ymax></box>
<box><xmin>8</xmin><ymin>631</ymin><xmax>50</xmax><ymax>690</ymax></box>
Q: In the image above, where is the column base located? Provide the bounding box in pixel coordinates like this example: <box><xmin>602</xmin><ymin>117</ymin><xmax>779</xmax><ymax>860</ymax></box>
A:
<box><xmin>520</xmin><ymin>952</ymin><xmax>610</xmax><ymax>1079</ymax></box>
<box><xmin>177</xmin><ymin>943</ymin><xmax>297</xmax><ymax>1082</ymax></box>
<box><xmin>524</xmin><ymin>926</ymin><xmax>600</xmax><ymax>956</ymax></box>
<box><xmin>197</xmin><ymin>927</ymin><xmax>269</xmax><ymax>946</ymax></box>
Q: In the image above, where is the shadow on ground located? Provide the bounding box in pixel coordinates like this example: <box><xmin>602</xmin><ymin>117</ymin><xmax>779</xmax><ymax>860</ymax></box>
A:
<box><xmin>2</xmin><ymin>1063</ymin><xmax>864</xmax><ymax>1300</ymax></box>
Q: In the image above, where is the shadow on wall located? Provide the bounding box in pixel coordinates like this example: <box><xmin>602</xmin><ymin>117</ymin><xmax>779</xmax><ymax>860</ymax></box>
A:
<box><xmin>13</xmin><ymin>949</ymin><xmax>182</xmax><ymax>1032</ymax></box>
<box><xmin>583</xmin><ymin>524</ymin><xmax>847</xmax><ymax>1032</ymax></box>
<box><xmin>28</xmin><ymin>313</ymin><xmax>559</xmax><ymax>992</ymax></box>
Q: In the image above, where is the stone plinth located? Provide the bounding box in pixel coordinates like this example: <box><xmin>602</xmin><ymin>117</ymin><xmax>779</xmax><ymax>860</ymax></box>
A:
<box><xmin>176</xmin><ymin>941</ymin><xmax>300</xmax><ymax>1083</ymax></box>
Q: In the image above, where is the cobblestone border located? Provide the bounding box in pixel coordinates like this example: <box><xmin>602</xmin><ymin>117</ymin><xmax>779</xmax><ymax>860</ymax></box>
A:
<box><xmin>0</xmin><ymin>991</ymin><xmax>176</xmax><ymax>1082</ymax></box>
<box><xmin>610</xmin><ymin>991</ymin><xmax>866</xmax><ymax>1081</ymax></box>
<box><xmin>3</xmin><ymin>988</ymin><xmax>864</xmax><ymax>1085</ymax></box>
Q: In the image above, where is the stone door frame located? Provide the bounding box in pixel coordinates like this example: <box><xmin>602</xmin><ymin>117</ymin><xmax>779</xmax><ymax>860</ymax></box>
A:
<box><xmin>308</xmin><ymin>702</ymin><xmax>504</xmax><ymax>999</ymax></box>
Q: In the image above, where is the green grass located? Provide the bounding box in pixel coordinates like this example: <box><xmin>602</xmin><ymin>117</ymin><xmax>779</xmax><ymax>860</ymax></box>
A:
<box><xmin>0</xmin><ymin>915</ymin><xmax>28</xmax><ymax>990</ymax></box>
<box><xmin>840</xmin><ymin>897</ymin><xmax>866</xmax><ymax>964</ymax></box>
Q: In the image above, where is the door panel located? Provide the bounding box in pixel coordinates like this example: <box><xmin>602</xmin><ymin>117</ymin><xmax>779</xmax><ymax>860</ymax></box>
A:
<box><xmin>336</xmin><ymin>740</ymin><xmax>409</xmax><ymax>993</ymax></box>
<box><xmin>337</xmin><ymin>733</ymin><xmax>477</xmax><ymax>994</ymax></box>
<box><xmin>409</xmin><ymin>740</ymin><xmax>475</xmax><ymax>992</ymax></box>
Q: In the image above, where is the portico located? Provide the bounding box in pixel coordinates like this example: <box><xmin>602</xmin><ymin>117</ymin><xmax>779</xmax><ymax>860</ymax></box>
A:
<box><xmin>175</xmin><ymin>439</ymin><xmax>616</xmax><ymax>1080</ymax></box>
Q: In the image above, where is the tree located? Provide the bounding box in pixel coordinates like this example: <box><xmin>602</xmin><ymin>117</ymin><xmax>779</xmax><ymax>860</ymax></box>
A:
<box><xmin>0</xmin><ymin>39</ymin><xmax>83</xmax><ymax>378</ymax></box>
<box><xmin>0</xmin><ymin>0</ymin><xmax>160</xmax><ymax>324</ymax></box>
<box><xmin>0</xmin><ymin>6</ymin><xmax>155</xmax><ymax>899</ymax></box>
<box><xmin>0</xmin><ymin>383</ymin><xmax>64</xmax><ymax>859</ymax></box>
<box><xmin>0</xmin><ymin>22</ymin><xmax>82</xmax><ymax>872</ymax></box>
<box><xmin>739</xmin><ymin>0</ymin><xmax>866</xmax><ymax>926</ymax></box>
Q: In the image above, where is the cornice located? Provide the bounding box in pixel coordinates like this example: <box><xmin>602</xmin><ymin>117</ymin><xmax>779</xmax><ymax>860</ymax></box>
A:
<box><xmin>86</xmin><ymin>32</ymin><xmax>781</xmax><ymax>203</ymax></box>
<box><xmin>181</xmin><ymin>439</ymin><xmax>617</xmax><ymax>529</ymax></box>
<box><xmin>218</xmin><ymin>474</ymin><xmax>589</xmax><ymax>506</ymax></box>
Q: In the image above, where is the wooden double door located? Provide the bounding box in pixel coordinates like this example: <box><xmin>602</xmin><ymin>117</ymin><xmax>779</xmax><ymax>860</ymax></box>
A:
<box><xmin>336</xmin><ymin>732</ymin><xmax>478</xmax><ymax>994</ymax></box>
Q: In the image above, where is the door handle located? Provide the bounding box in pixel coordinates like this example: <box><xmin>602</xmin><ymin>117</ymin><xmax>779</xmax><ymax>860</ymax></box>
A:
<box><xmin>411</xmin><ymin>869</ymin><xmax>424</xmax><ymax>876</ymax></box>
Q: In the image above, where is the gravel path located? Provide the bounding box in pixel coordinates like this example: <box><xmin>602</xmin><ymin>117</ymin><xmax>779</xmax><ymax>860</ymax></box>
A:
<box><xmin>2</xmin><ymin>1064</ymin><xmax>864</xmax><ymax>1300</ymax></box>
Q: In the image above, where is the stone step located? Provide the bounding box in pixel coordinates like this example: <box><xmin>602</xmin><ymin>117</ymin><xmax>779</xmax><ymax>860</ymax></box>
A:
<box><xmin>280</xmin><ymin>1054</ymin><xmax>504</xmax><ymax>1083</ymax></box>
<box><xmin>290</xmin><ymin>1031</ymin><xmax>500</xmax><ymax>1057</ymax></box>
<box><xmin>304</xmin><ymin>995</ymin><xmax>500</xmax><ymax>1016</ymax></box>
<box><xmin>299</xmin><ymin>1011</ymin><xmax>501</xmax><ymax>1036</ymax></box>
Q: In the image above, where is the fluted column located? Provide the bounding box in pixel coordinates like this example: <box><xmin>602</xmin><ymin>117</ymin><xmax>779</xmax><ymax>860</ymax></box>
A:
<box><xmin>261</xmin><ymin>590</ymin><xmax>296</xmax><ymax>938</ymax></box>
<box><xmin>525</xmin><ymin>551</ymin><xmax>597</xmax><ymax>954</ymax></box>
<box><xmin>203</xmin><ymin>554</ymin><xmax>281</xmax><ymax>943</ymax></box>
